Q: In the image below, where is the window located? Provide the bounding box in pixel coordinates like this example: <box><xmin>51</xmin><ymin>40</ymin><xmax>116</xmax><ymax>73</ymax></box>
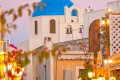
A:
<box><xmin>71</xmin><ymin>9</ymin><xmax>77</xmax><ymax>16</ymax></box>
<box><xmin>35</xmin><ymin>20</ymin><xmax>38</xmax><ymax>35</ymax></box>
<box><xmin>50</xmin><ymin>19</ymin><xmax>56</xmax><ymax>33</ymax></box>
<box><xmin>66</xmin><ymin>26</ymin><xmax>72</xmax><ymax>34</ymax></box>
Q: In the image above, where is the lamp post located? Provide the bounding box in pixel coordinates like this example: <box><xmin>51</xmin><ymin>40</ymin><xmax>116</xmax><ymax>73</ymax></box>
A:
<box><xmin>101</xmin><ymin>8</ymin><xmax>112</xmax><ymax>58</ymax></box>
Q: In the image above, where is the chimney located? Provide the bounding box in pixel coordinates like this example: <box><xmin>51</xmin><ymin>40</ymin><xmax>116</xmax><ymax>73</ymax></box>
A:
<box><xmin>44</xmin><ymin>37</ymin><xmax>53</xmax><ymax>50</ymax></box>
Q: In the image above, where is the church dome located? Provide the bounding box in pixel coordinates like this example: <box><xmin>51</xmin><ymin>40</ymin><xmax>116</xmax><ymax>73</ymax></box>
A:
<box><xmin>32</xmin><ymin>0</ymin><xmax>73</xmax><ymax>17</ymax></box>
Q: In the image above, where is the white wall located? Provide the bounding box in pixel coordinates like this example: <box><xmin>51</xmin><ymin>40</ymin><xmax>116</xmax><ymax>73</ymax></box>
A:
<box><xmin>107</xmin><ymin>1</ymin><xmax>120</xmax><ymax>12</ymax></box>
<box><xmin>29</xmin><ymin>39</ymin><xmax>41</xmax><ymax>50</ymax></box>
<box><xmin>28</xmin><ymin>5</ymin><xmax>84</xmax><ymax>50</ymax></box>
<box><xmin>65</xmin><ymin>5</ymin><xmax>84</xmax><ymax>23</ymax></box>
<box><xmin>29</xmin><ymin>16</ymin><xmax>42</xmax><ymax>50</ymax></box>
<box><xmin>16</xmin><ymin>40</ymin><xmax>29</xmax><ymax>51</ymax></box>
<box><xmin>29</xmin><ymin>16</ymin><xmax>42</xmax><ymax>39</ymax></box>
<box><xmin>60</xmin><ymin>22</ymin><xmax>83</xmax><ymax>42</ymax></box>
<box><xmin>41</xmin><ymin>16</ymin><xmax>64</xmax><ymax>45</ymax></box>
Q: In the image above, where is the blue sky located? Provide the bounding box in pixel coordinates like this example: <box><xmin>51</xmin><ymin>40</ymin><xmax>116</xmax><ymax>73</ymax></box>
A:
<box><xmin>0</xmin><ymin>0</ymin><xmax>117</xmax><ymax>44</ymax></box>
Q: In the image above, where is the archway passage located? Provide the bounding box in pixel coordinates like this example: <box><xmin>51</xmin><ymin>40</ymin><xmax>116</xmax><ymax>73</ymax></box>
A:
<box><xmin>89</xmin><ymin>19</ymin><xmax>100</xmax><ymax>52</ymax></box>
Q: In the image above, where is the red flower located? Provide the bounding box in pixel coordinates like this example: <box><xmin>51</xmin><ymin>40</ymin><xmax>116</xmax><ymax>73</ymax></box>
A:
<box><xmin>14</xmin><ymin>46</ymin><xmax>17</xmax><ymax>49</ymax></box>
<box><xmin>9</xmin><ymin>44</ymin><xmax>14</xmax><ymax>47</ymax></box>
<box><xmin>18</xmin><ymin>49</ymin><xmax>23</xmax><ymax>52</ymax></box>
<box><xmin>9</xmin><ymin>44</ymin><xmax>17</xmax><ymax>49</ymax></box>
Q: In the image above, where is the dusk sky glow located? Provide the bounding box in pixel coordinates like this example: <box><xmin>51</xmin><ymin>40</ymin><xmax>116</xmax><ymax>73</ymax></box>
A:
<box><xmin>0</xmin><ymin>0</ymin><xmax>117</xmax><ymax>44</ymax></box>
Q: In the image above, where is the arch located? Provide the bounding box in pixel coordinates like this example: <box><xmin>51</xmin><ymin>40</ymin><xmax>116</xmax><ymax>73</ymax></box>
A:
<box><xmin>89</xmin><ymin>19</ymin><xmax>100</xmax><ymax>52</ymax></box>
<box><xmin>71</xmin><ymin>9</ymin><xmax>78</xmax><ymax>16</ymax></box>
<box><xmin>50</xmin><ymin>19</ymin><xmax>56</xmax><ymax>33</ymax></box>
<box><xmin>35</xmin><ymin>20</ymin><xmax>38</xmax><ymax>35</ymax></box>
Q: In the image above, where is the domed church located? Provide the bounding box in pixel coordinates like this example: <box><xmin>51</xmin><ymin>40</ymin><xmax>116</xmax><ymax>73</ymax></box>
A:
<box><xmin>29</xmin><ymin>0</ymin><xmax>84</xmax><ymax>50</ymax></box>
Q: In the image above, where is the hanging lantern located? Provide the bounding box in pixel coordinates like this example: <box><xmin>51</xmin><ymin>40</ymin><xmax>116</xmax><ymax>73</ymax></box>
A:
<box><xmin>66</xmin><ymin>28</ymin><xmax>69</xmax><ymax>34</ymax></box>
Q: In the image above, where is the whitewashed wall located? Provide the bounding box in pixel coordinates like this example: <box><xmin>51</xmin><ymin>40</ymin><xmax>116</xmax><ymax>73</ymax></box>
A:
<box><xmin>107</xmin><ymin>1</ymin><xmax>120</xmax><ymax>12</ymax></box>
<box><xmin>28</xmin><ymin>5</ymin><xmax>84</xmax><ymax>50</ymax></box>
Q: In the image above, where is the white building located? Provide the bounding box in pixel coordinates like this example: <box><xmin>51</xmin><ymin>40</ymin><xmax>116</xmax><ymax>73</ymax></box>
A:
<box><xmin>16</xmin><ymin>0</ymin><xmax>84</xmax><ymax>80</ymax></box>
<box><xmin>16</xmin><ymin>0</ymin><xmax>120</xmax><ymax>80</ymax></box>
<box><xmin>17</xmin><ymin>0</ymin><xmax>84</xmax><ymax>51</ymax></box>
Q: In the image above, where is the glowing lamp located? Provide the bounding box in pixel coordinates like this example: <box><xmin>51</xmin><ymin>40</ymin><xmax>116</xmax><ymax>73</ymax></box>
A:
<box><xmin>98</xmin><ymin>75</ymin><xmax>103</xmax><ymax>80</ymax></box>
<box><xmin>19</xmin><ymin>71</ymin><xmax>23</xmax><ymax>75</ymax></box>
<box><xmin>110</xmin><ymin>77</ymin><xmax>115</xmax><ymax>80</ymax></box>
<box><xmin>99</xmin><ymin>77</ymin><xmax>103</xmax><ymax>80</ymax></box>
<box><xmin>104</xmin><ymin>60</ymin><xmax>108</xmax><ymax>64</ymax></box>
<box><xmin>0</xmin><ymin>41</ymin><xmax>4</xmax><ymax>44</ymax></box>
<box><xmin>0</xmin><ymin>52</ymin><xmax>5</xmax><ymax>54</ymax></box>
<box><xmin>108</xmin><ymin>60</ymin><xmax>112</xmax><ymax>63</ymax></box>
<box><xmin>4</xmin><ymin>66</ymin><xmax>6</xmax><ymax>72</ymax></box>
<box><xmin>101</xmin><ymin>20</ymin><xmax>105</xmax><ymax>24</ymax></box>
<box><xmin>8</xmin><ymin>64</ymin><xmax>12</xmax><ymax>70</ymax></box>
<box><xmin>107</xmin><ymin>8</ymin><xmax>112</xmax><ymax>13</ymax></box>
<box><xmin>88</xmin><ymin>72</ymin><xmax>93</xmax><ymax>78</ymax></box>
<box><xmin>22</xmin><ymin>68</ymin><xmax>24</xmax><ymax>72</ymax></box>
<box><xmin>107</xmin><ymin>19</ymin><xmax>110</xmax><ymax>24</ymax></box>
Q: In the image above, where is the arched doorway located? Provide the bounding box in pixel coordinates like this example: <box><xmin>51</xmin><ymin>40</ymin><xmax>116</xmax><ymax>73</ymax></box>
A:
<box><xmin>89</xmin><ymin>19</ymin><xmax>100</xmax><ymax>52</ymax></box>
